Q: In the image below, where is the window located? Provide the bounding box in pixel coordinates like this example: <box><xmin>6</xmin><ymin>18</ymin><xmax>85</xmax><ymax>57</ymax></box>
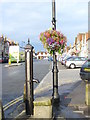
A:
<box><xmin>74</xmin><ymin>57</ymin><xmax>80</xmax><ymax>61</ymax></box>
<box><xmin>83</xmin><ymin>61</ymin><xmax>90</xmax><ymax>67</ymax></box>
<box><xmin>68</xmin><ymin>57</ymin><xmax>74</xmax><ymax>61</ymax></box>
<box><xmin>80</xmin><ymin>57</ymin><xmax>87</xmax><ymax>61</ymax></box>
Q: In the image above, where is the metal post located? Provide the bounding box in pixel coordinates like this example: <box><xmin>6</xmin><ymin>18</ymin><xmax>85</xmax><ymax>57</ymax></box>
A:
<box><xmin>52</xmin><ymin>50</ymin><xmax>59</xmax><ymax>102</ymax></box>
<box><xmin>52</xmin><ymin>0</ymin><xmax>60</xmax><ymax>102</ymax></box>
<box><xmin>52</xmin><ymin>0</ymin><xmax>56</xmax><ymax>30</ymax></box>
<box><xmin>25</xmin><ymin>38</ymin><xmax>34</xmax><ymax>115</ymax></box>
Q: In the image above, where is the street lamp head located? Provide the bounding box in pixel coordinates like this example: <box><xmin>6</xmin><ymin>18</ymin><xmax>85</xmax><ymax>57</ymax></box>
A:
<box><xmin>1</xmin><ymin>34</ymin><xmax>3</xmax><ymax>38</ymax></box>
<box><xmin>4</xmin><ymin>36</ymin><xmax>7</xmax><ymax>42</ymax></box>
<box><xmin>28</xmin><ymin>38</ymin><xmax>30</xmax><ymax>45</ymax></box>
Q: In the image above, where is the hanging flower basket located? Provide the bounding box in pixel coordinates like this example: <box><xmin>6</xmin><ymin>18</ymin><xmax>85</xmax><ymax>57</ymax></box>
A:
<box><xmin>39</xmin><ymin>30</ymin><xmax>67</xmax><ymax>54</ymax></box>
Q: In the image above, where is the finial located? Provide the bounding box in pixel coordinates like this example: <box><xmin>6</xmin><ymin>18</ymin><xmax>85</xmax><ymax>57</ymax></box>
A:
<box><xmin>5</xmin><ymin>36</ymin><xmax>7</xmax><ymax>40</ymax></box>
<box><xmin>28</xmin><ymin>38</ymin><xmax>30</xmax><ymax>44</ymax></box>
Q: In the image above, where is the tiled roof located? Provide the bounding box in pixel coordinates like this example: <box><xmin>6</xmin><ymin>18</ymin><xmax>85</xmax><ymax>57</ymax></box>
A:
<box><xmin>37</xmin><ymin>51</ymin><xmax>48</xmax><ymax>55</ymax></box>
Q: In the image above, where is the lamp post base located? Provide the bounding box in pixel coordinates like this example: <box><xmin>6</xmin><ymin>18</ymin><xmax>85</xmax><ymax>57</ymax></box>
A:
<box><xmin>52</xmin><ymin>94</ymin><xmax>60</xmax><ymax>103</ymax></box>
<box><xmin>52</xmin><ymin>50</ymin><xmax>60</xmax><ymax>104</ymax></box>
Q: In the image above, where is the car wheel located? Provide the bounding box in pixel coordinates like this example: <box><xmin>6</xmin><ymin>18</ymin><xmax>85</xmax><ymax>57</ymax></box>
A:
<box><xmin>70</xmin><ymin>64</ymin><xmax>75</xmax><ymax>69</ymax></box>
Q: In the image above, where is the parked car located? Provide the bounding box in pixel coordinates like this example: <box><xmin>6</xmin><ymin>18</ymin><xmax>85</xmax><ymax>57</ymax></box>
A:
<box><xmin>48</xmin><ymin>56</ymin><xmax>53</xmax><ymax>61</ymax></box>
<box><xmin>80</xmin><ymin>59</ymin><xmax>90</xmax><ymax>81</ymax></box>
<box><xmin>60</xmin><ymin>53</ymin><xmax>67</xmax><ymax>64</ymax></box>
<box><xmin>0</xmin><ymin>57</ymin><xmax>2</xmax><ymax>63</ymax></box>
<box><xmin>65</xmin><ymin>57</ymin><xmax>87</xmax><ymax>69</ymax></box>
<box><xmin>60</xmin><ymin>57</ymin><xmax>64</xmax><ymax>64</ymax></box>
<box><xmin>64</xmin><ymin>56</ymin><xmax>74</xmax><ymax>66</ymax></box>
<box><xmin>61</xmin><ymin>55</ymin><xmax>72</xmax><ymax>65</ymax></box>
<box><xmin>0</xmin><ymin>57</ymin><xmax>8</xmax><ymax>63</ymax></box>
<box><xmin>3</xmin><ymin>57</ymin><xmax>9</xmax><ymax>63</ymax></box>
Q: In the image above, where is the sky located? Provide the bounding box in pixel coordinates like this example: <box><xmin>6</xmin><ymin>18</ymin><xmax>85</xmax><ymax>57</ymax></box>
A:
<box><xmin>0</xmin><ymin>0</ymin><xmax>89</xmax><ymax>52</ymax></box>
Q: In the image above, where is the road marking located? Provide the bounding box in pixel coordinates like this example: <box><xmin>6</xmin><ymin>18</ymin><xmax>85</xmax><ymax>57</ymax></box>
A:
<box><xmin>73</xmin><ymin>110</ymin><xmax>84</xmax><ymax>114</ymax></box>
<box><xmin>85</xmin><ymin>115</ymin><xmax>90</xmax><ymax>118</ymax></box>
<box><xmin>59</xmin><ymin>69</ymin><xmax>80</xmax><ymax>71</ymax></box>
<box><xmin>15</xmin><ymin>110</ymin><xmax>25</xmax><ymax>118</ymax></box>
<box><xmin>3</xmin><ymin>96</ymin><xmax>23</xmax><ymax>111</ymax></box>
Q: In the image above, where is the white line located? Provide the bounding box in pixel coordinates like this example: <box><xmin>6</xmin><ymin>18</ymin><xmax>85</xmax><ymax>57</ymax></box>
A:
<box><xmin>73</xmin><ymin>111</ymin><xmax>84</xmax><ymax>114</ymax></box>
<box><xmin>15</xmin><ymin>110</ymin><xmax>25</xmax><ymax>118</ymax></box>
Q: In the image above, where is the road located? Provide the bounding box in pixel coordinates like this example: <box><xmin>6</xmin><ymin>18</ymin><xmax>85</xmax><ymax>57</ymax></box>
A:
<box><xmin>2</xmin><ymin>60</ymin><xmax>82</xmax><ymax>118</ymax></box>
<box><xmin>2</xmin><ymin>60</ymin><xmax>84</xmax><ymax>116</ymax></box>
<box><xmin>2</xmin><ymin>59</ymin><xmax>52</xmax><ymax>105</ymax></box>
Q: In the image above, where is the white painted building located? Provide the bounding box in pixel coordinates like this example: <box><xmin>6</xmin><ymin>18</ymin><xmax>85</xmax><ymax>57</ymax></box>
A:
<box><xmin>37</xmin><ymin>51</ymin><xmax>50</xmax><ymax>59</ymax></box>
<box><xmin>71</xmin><ymin>32</ymin><xmax>88</xmax><ymax>57</ymax></box>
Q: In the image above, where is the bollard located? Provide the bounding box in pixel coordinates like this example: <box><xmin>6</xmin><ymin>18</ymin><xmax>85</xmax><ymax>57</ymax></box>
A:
<box><xmin>85</xmin><ymin>81</ymin><xmax>90</xmax><ymax>106</ymax></box>
<box><xmin>9</xmin><ymin>54</ymin><xmax>11</xmax><ymax>65</ymax></box>
<box><xmin>25</xmin><ymin>38</ymin><xmax>34</xmax><ymax>115</ymax></box>
<box><xmin>8</xmin><ymin>58</ymin><xmax>11</xmax><ymax>65</ymax></box>
<box><xmin>23</xmin><ymin>83</ymin><xmax>26</xmax><ymax>102</ymax></box>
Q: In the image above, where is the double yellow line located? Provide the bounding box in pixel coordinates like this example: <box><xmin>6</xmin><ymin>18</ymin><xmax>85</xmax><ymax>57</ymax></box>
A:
<box><xmin>3</xmin><ymin>96</ymin><xmax>23</xmax><ymax>111</ymax></box>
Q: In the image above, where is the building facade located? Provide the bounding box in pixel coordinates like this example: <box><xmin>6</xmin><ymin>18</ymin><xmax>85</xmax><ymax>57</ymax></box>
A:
<box><xmin>37</xmin><ymin>51</ymin><xmax>50</xmax><ymax>59</ymax></box>
<box><xmin>71</xmin><ymin>32</ymin><xmax>88</xmax><ymax>57</ymax></box>
<box><xmin>0</xmin><ymin>36</ymin><xmax>9</xmax><ymax>59</ymax></box>
<box><xmin>0</xmin><ymin>35</ymin><xmax>19</xmax><ymax>62</ymax></box>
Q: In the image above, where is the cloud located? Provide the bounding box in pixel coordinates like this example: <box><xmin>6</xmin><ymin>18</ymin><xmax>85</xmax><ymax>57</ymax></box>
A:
<box><xmin>1</xmin><ymin>0</ymin><xmax>89</xmax><ymax>51</ymax></box>
<box><xmin>2</xmin><ymin>2</ymin><xmax>51</xmax><ymax>35</ymax></box>
<box><xmin>1</xmin><ymin>0</ymin><xmax>90</xmax><ymax>3</ymax></box>
<box><xmin>1</xmin><ymin>0</ymin><xmax>51</xmax><ymax>3</ymax></box>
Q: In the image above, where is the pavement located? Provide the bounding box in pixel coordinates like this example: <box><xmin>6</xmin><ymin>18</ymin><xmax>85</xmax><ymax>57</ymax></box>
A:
<box><xmin>4</xmin><ymin>63</ymin><xmax>22</xmax><ymax>67</ymax></box>
<box><xmin>5</xmin><ymin>62</ymin><xmax>90</xmax><ymax>119</ymax></box>
<box><xmin>34</xmin><ymin>63</ymin><xmax>89</xmax><ymax>119</ymax></box>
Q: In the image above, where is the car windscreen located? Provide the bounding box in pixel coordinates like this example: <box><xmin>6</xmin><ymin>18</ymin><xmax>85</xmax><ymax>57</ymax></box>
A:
<box><xmin>83</xmin><ymin>61</ymin><xmax>90</xmax><ymax>67</ymax></box>
<box><xmin>66</xmin><ymin>57</ymin><xmax>74</xmax><ymax>61</ymax></box>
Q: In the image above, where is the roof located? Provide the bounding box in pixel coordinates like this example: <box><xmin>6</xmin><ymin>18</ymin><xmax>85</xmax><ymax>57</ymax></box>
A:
<box><xmin>37</xmin><ymin>51</ymin><xmax>48</xmax><ymax>55</ymax></box>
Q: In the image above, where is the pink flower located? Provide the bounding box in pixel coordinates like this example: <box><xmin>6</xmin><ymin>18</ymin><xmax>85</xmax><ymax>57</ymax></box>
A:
<box><xmin>60</xmin><ymin>40</ymin><xmax>63</xmax><ymax>45</ymax></box>
<box><xmin>57</xmin><ymin>42</ymin><xmax>59</xmax><ymax>44</ymax></box>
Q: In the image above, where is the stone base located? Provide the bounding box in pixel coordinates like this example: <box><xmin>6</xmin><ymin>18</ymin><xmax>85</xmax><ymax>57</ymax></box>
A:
<box><xmin>33</xmin><ymin>97</ymin><xmax>53</xmax><ymax>118</ymax></box>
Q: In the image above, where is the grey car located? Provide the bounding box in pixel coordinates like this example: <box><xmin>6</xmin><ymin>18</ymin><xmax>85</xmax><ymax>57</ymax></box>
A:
<box><xmin>65</xmin><ymin>57</ymin><xmax>87</xmax><ymax>69</ymax></box>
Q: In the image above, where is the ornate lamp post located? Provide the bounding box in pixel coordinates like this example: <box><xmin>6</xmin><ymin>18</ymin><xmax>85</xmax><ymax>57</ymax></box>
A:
<box><xmin>39</xmin><ymin>0</ymin><xmax>66</xmax><ymax>103</ymax></box>
<box><xmin>52</xmin><ymin>0</ymin><xmax>60</xmax><ymax>103</ymax></box>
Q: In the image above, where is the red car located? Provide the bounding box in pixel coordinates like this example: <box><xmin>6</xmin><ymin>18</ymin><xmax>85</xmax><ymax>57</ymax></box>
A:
<box><xmin>0</xmin><ymin>57</ymin><xmax>9</xmax><ymax>63</ymax></box>
<box><xmin>0</xmin><ymin>57</ymin><xmax>2</xmax><ymax>63</ymax></box>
